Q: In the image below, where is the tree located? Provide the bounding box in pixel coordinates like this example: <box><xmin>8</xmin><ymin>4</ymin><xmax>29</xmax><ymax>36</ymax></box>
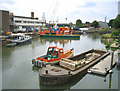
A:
<box><xmin>108</xmin><ymin>19</ymin><xmax>114</xmax><ymax>28</ymax></box>
<box><xmin>76</xmin><ymin>19</ymin><xmax>82</xmax><ymax>27</ymax></box>
<box><xmin>85</xmin><ymin>22</ymin><xmax>90</xmax><ymax>24</ymax></box>
<box><xmin>111</xmin><ymin>29</ymin><xmax>120</xmax><ymax>37</ymax></box>
<box><xmin>91</xmin><ymin>20</ymin><xmax>99</xmax><ymax>28</ymax></box>
<box><xmin>112</xmin><ymin>14</ymin><xmax>120</xmax><ymax>29</ymax></box>
<box><xmin>85</xmin><ymin>22</ymin><xmax>91</xmax><ymax>27</ymax></box>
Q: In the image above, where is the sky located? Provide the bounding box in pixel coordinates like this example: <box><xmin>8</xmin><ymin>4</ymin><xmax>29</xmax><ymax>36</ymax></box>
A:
<box><xmin>0</xmin><ymin>0</ymin><xmax>119</xmax><ymax>23</ymax></box>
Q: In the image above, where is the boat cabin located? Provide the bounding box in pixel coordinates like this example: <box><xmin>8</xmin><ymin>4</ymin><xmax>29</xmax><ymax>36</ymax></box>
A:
<box><xmin>47</xmin><ymin>46</ymin><xmax>64</xmax><ymax>59</ymax></box>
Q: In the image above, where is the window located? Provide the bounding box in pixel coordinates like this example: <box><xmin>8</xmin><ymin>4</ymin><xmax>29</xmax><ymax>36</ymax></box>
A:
<box><xmin>15</xmin><ymin>20</ymin><xmax>22</xmax><ymax>23</ymax></box>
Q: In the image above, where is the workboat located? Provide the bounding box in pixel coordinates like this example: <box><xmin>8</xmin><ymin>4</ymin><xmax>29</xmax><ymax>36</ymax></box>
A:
<box><xmin>32</xmin><ymin>46</ymin><xmax>73</xmax><ymax>67</ymax></box>
<box><xmin>40</xmin><ymin>27</ymin><xmax>80</xmax><ymax>38</ymax></box>
<box><xmin>39</xmin><ymin>49</ymin><xmax>110</xmax><ymax>85</ymax></box>
<box><xmin>9</xmin><ymin>33</ymin><xmax>32</xmax><ymax>44</ymax></box>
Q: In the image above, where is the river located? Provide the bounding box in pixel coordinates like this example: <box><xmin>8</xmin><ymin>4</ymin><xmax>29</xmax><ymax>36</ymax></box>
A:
<box><xmin>2</xmin><ymin>33</ymin><xmax>118</xmax><ymax>89</ymax></box>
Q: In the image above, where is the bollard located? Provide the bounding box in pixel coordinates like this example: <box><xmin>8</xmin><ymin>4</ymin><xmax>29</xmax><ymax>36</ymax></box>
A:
<box><xmin>46</xmin><ymin>70</ymin><xmax>48</xmax><ymax>74</ymax></box>
<box><xmin>68</xmin><ymin>71</ymin><xmax>71</xmax><ymax>74</ymax></box>
<box><xmin>110</xmin><ymin>51</ymin><xmax>114</xmax><ymax>70</ymax></box>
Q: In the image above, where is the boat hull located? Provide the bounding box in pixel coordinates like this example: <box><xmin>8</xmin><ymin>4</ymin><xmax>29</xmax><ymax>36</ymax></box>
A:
<box><xmin>40</xmin><ymin>34</ymin><xmax>80</xmax><ymax>39</ymax></box>
<box><xmin>10</xmin><ymin>38</ymin><xmax>31</xmax><ymax>44</ymax></box>
<box><xmin>32</xmin><ymin>51</ymin><xmax>73</xmax><ymax>67</ymax></box>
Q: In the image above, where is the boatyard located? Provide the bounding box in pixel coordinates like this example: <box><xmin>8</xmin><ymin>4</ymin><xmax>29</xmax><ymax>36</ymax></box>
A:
<box><xmin>1</xmin><ymin>0</ymin><xmax>120</xmax><ymax>90</ymax></box>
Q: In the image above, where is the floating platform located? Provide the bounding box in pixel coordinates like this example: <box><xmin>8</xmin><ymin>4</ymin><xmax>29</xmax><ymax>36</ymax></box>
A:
<box><xmin>88</xmin><ymin>50</ymin><xmax>118</xmax><ymax>76</ymax></box>
<box><xmin>40</xmin><ymin>34</ymin><xmax>80</xmax><ymax>39</ymax></box>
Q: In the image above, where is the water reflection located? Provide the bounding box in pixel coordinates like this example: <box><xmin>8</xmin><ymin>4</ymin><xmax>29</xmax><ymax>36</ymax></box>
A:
<box><xmin>39</xmin><ymin>71</ymin><xmax>87</xmax><ymax>90</ymax></box>
<box><xmin>40</xmin><ymin>37</ymin><xmax>80</xmax><ymax>47</ymax></box>
<box><xmin>32</xmin><ymin>65</ymin><xmax>39</xmax><ymax>72</ymax></box>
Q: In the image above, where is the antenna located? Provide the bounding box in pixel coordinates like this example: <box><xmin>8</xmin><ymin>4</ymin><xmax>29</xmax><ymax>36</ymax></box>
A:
<box><xmin>42</xmin><ymin>12</ymin><xmax>45</xmax><ymax>22</ymax></box>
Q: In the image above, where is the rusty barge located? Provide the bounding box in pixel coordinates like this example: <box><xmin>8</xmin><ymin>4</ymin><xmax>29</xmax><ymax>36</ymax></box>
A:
<box><xmin>39</xmin><ymin>49</ymin><xmax>110</xmax><ymax>85</ymax></box>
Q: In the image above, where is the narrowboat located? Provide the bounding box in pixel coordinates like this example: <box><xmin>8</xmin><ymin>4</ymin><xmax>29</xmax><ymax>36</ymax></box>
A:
<box><xmin>39</xmin><ymin>49</ymin><xmax>110</xmax><ymax>85</ymax></box>
<box><xmin>9</xmin><ymin>33</ymin><xmax>32</xmax><ymax>44</ymax></box>
<box><xmin>32</xmin><ymin>46</ymin><xmax>74</xmax><ymax>67</ymax></box>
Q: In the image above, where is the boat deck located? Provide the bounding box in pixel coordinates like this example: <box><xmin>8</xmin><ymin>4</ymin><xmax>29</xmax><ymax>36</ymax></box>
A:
<box><xmin>88</xmin><ymin>50</ymin><xmax>118</xmax><ymax>76</ymax></box>
<box><xmin>40</xmin><ymin>65</ymin><xmax>69</xmax><ymax>76</ymax></box>
<box><xmin>39</xmin><ymin>50</ymin><xmax>110</xmax><ymax>76</ymax></box>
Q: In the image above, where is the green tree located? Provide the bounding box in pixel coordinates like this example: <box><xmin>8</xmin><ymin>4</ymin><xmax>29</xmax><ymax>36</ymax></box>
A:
<box><xmin>85</xmin><ymin>22</ymin><xmax>90</xmax><ymax>24</ymax></box>
<box><xmin>112</xmin><ymin>14</ymin><xmax>120</xmax><ymax>29</ymax></box>
<box><xmin>91</xmin><ymin>20</ymin><xmax>99</xmax><ymax>28</ymax></box>
<box><xmin>111</xmin><ymin>29</ymin><xmax>120</xmax><ymax>37</ymax></box>
<box><xmin>108</xmin><ymin>19</ymin><xmax>114</xmax><ymax>28</ymax></box>
<box><xmin>76</xmin><ymin>19</ymin><xmax>82</xmax><ymax>27</ymax></box>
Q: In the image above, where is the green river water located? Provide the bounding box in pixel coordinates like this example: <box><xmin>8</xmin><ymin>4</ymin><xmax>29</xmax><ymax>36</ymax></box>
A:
<box><xmin>2</xmin><ymin>33</ymin><xmax>119</xmax><ymax>90</ymax></box>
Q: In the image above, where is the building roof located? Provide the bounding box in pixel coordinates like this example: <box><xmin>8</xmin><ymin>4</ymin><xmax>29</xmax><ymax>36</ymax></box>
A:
<box><xmin>13</xmin><ymin>15</ymin><xmax>38</xmax><ymax>20</ymax></box>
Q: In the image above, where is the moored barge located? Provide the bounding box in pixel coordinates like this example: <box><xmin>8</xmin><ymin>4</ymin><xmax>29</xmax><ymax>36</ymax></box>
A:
<box><xmin>39</xmin><ymin>49</ymin><xmax>110</xmax><ymax>85</ymax></box>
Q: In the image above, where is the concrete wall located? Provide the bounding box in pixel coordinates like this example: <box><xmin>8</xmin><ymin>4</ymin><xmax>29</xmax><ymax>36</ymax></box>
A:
<box><xmin>0</xmin><ymin>11</ymin><xmax>2</xmax><ymax>34</ymax></box>
<box><xmin>0</xmin><ymin>10</ymin><xmax>10</xmax><ymax>35</ymax></box>
<box><xmin>2</xmin><ymin>10</ymin><xmax>10</xmax><ymax>34</ymax></box>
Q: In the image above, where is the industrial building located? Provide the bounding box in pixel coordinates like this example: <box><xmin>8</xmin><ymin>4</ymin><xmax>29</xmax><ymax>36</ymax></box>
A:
<box><xmin>10</xmin><ymin>12</ymin><xmax>46</xmax><ymax>32</ymax></box>
<box><xmin>98</xmin><ymin>21</ymin><xmax>108</xmax><ymax>28</ymax></box>
<box><xmin>0</xmin><ymin>10</ymin><xmax>46</xmax><ymax>34</ymax></box>
<box><xmin>0</xmin><ymin>10</ymin><xmax>10</xmax><ymax>35</ymax></box>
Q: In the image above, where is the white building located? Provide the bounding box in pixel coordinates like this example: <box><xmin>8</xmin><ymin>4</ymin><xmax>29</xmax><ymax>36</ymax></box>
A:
<box><xmin>99</xmin><ymin>21</ymin><xmax>108</xmax><ymax>28</ymax></box>
<box><xmin>12</xmin><ymin>15</ymin><xmax>46</xmax><ymax>31</ymax></box>
<box><xmin>118</xmin><ymin>1</ymin><xmax>120</xmax><ymax>14</ymax></box>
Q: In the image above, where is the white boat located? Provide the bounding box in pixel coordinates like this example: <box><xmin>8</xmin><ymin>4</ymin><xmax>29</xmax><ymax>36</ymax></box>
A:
<box><xmin>9</xmin><ymin>33</ymin><xmax>32</xmax><ymax>44</ymax></box>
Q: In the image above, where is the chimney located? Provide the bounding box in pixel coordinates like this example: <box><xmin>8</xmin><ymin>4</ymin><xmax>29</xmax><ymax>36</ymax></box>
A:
<box><xmin>31</xmin><ymin>12</ymin><xmax>34</xmax><ymax>18</ymax></box>
<box><xmin>105</xmin><ymin>17</ymin><xmax>106</xmax><ymax>23</ymax></box>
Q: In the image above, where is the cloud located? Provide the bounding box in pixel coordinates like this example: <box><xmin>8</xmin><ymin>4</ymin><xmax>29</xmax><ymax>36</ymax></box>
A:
<box><xmin>0</xmin><ymin>0</ymin><xmax>15</xmax><ymax>5</ymax></box>
<box><xmin>76</xmin><ymin>2</ymin><xmax>96</xmax><ymax>8</ymax></box>
<box><xmin>0</xmin><ymin>0</ymin><xmax>118</xmax><ymax>23</ymax></box>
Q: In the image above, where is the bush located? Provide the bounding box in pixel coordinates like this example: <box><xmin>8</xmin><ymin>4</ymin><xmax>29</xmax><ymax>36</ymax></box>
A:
<box><xmin>102</xmin><ymin>34</ymin><xmax>112</xmax><ymax>38</ymax></box>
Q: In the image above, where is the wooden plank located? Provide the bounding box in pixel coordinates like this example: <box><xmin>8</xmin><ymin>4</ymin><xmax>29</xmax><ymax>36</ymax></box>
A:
<box><xmin>89</xmin><ymin>50</ymin><xmax>118</xmax><ymax>76</ymax></box>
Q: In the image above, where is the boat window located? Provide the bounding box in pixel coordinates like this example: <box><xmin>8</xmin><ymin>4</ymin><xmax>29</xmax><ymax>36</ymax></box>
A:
<box><xmin>48</xmin><ymin>48</ymin><xmax>53</xmax><ymax>52</ymax></box>
<box><xmin>54</xmin><ymin>49</ymin><xmax>59</xmax><ymax>57</ymax></box>
<box><xmin>54</xmin><ymin>48</ymin><xmax>58</xmax><ymax>52</ymax></box>
<box><xmin>60</xmin><ymin>50</ymin><xmax>63</xmax><ymax>53</ymax></box>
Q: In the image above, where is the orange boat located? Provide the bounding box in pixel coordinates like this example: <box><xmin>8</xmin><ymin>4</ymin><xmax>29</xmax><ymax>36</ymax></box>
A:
<box><xmin>32</xmin><ymin>46</ymin><xmax>74</xmax><ymax>67</ymax></box>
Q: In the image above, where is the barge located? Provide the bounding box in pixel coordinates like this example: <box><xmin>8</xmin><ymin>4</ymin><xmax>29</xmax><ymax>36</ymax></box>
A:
<box><xmin>39</xmin><ymin>49</ymin><xmax>110</xmax><ymax>85</ymax></box>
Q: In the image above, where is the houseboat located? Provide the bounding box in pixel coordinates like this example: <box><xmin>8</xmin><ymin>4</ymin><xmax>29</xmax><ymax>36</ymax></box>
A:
<box><xmin>9</xmin><ymin>33</ymin><xmax>32</xmax><ymax>44</ymax></box>
<box><xmin>32</xmin><ymin>46</ymin><xmax>74</xmax><ymax>67</ymax></box>
<box><xmin>39</xmin><ymin>49</ymin><xmax>110</xmax><ymax>85</ymax></box>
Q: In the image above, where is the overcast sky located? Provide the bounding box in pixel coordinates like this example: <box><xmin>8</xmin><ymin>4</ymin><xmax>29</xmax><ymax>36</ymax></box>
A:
<box><xmin>0</xmin><ymin>0</ymin><xmax>119</xmax><ymax>23</ymax></box>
